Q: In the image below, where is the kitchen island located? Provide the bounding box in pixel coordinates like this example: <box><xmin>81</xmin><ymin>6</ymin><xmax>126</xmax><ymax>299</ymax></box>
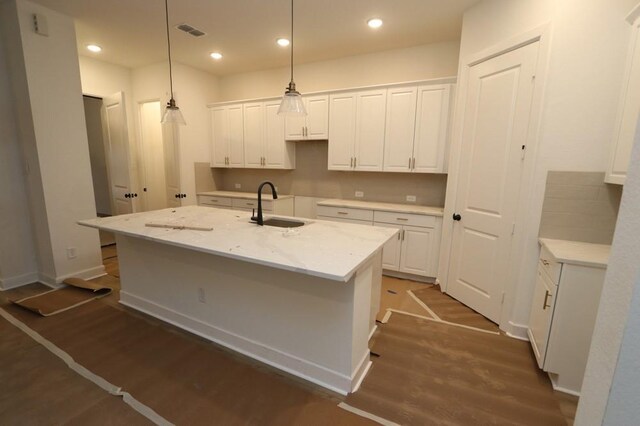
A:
<box><xmin>79</xmin><ymin>206</ymin><xmax>396</xmax><ymax>394</ymax></box>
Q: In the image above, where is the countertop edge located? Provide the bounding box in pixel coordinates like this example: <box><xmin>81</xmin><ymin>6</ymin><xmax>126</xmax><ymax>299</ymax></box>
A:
<box><xmin>538</xmin><ymin>238</ymin><xmax>610</xmax><ymax>269</ymax></box>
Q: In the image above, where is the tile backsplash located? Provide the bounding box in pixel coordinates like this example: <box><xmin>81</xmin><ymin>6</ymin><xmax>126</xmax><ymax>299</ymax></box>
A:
<box><xmin>539</xmin><ymin>171</ymin><xmax>622</xmax><ymax>244</ymax></box>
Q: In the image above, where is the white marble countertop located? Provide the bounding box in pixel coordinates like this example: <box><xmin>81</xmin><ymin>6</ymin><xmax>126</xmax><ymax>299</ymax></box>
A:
<box><xmin>197</xmin><ymin>190</ymin><xmax>294</xmax><ymax>201</ymax></box>
<box><xmin>79</xmin><ymin>206</ymin><xmax>396</xmax><ymax>282</ymax></box>
<box><xmin>317</xmin><ymin>199</ymin><xmax>444</xmax><ymax>216</ymax></box>
<box><xmin>539</xmin><ymin>238</ymin><xmax>611</xmax><ymax>269</ymax></box>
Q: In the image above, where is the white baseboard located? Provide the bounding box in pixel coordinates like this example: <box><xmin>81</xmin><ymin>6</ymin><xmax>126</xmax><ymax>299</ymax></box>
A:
<box><xmin>504</xmin><ymin>321</ymin><xmax>529</xmax><ymax>341</ymax></box>
<box><xmin>549</xmin><ymin>374</ymin><xmax>581</xmax><ymax>397</ymax></box>
<box><xmin>39</xmin><ymin>265</ymin><xmax>107</xmax><ymax>288</ymax></box>
<box><xmin>0</xmin><ymin>271</ymin><xmax>39</xmax><ymax>291</ymax></box>
<box><xmin>382</xmin><ymin>270</ymin><xmax>435</xmax><ymax>284</ymax></box>
<box><xmin>120</xmin><ymin>291</ymin><xmax>365</xmax><ymax>395</ymax></box>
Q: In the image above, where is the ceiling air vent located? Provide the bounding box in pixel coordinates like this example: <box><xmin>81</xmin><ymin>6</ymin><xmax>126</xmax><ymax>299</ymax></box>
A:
<box><xmin>176</xmin><ymin>23</ymin><xmax>206</xmax><ymax>37</ymax></box>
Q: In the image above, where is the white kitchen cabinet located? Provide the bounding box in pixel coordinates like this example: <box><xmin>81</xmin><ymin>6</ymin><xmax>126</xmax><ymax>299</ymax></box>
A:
<box><xmin>400</xmin><ymin>225</ymin><xmax>437</xmax><ymax>276</ymax></box>
<box><xmin>285</xmin><ymin>95</ymin><xmax>329</xmax><ymax>140</ymax></box>
<box><xmin>197</xmin><ymin>192</ymin><xmax>294</xmax><ymax>215</ymax></box>
<box><xmin>383</xmin><ymin>84</ymin><xmax>451</xmax><ymax>173</ymax></box>
<box><xmin>210</xmin><ymin>104</ymin><xmax>244</xmax><ymax>168</ymax></box>
<box><xmin>243</xmin><ymin>101</ymin><xmax>295</xmax><ymax>169</ymax></box>
<box><xmin>606</xmin><ymin>5</ymin><xmax>640</xmax><ymax>185</ymax></box>
<box><xmin>328</xmin><ymin>89</ymin><xmax>387</xmax><ymax>171</ymax></box>
<box><xmin>527</xmin><ymin>240</ymin><xmax>608</xmax><ymax>395</ymax></box>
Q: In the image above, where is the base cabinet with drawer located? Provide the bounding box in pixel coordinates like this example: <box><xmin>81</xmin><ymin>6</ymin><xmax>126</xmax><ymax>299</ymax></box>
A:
<box><xmin>197</xmin><ymin>194</ymin><xmax>294</xmax><ymax>216</ymax></box>
<box><xmin>317</xmin><ymin>203</ymin><xmax>442</xmax><ymax>279</ymax></box>
<box><xmin>527</xmin><ymin>243</ymin><xmax>607</xmax><ymax>395</ymax></box>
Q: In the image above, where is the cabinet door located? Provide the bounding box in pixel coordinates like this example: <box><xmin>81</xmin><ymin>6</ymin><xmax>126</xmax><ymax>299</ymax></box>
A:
<box><xmin>413</xmin><ymin>84</ymin><xmax>450</xmax><ymax>173</ymax></box>
<box><xmin>399</xmin><ymin>225</ymin><xmax>434</xmax><ymax>277</ymax></box>
<box><xmin>227</xmin><ymin>104</ymin><xmax>245</xmax><ymax>167</ymax></box>
<box><xmin>264</xmin><ymin>101</ymin><xmax>288</xmax><ymax>169</ymax></box>
<box><xmin>355</xmin><ymin>89</ymin><xmax>387</xmax><ymax>171</ymax></box>
<box><xmin>306</xmin><ymin>95</ymin><xmax>329</xmax><ymax>139</ymax></box>
<box><xmin>210</xmin><ymin>107</ymin><xmax>228</xmax><ymax>167</ymax></box>
<box><xmin>375</xmin><ymin>222</ymin><xmax>401</xmax><ymax>271</ymax></box>
<box><xmin>528</xmin><ymin>266</ymin><xmax>556</xmax><ymax>369</ymax></box>
<box><xmin>285</xmin><ymin>108</ymin><xmax>306</xmax><ymax>140</ymax></box>
<box><xmin>328</xmin><ymin>92</ymin><xmax>357</xmax><ymax>170</ymax></box>
<box><xmin>383</xmin><ymin>86</ymin><xmax>417</xmax><ymax>172</ymax></box>
<box><xmin>243</xmin><ymin>102</ymin><xmax>264</xmax><ymax>168</ymax></box>
<box><xmin>606</xmin><ymin>17</ymin><xmax>640</xmax><ymax>185</ymax></box>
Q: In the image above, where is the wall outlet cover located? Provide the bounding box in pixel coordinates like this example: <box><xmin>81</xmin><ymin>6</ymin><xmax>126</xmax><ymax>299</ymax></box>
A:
<box><xmin>406</xmin><ymin>195</ymin><xmax>417</xmax><ymax>202</ymax></box>
<box><xmin>66</xmin><ymin>247</ymin><xmax>77</xmax><ymax>259</ymax></box>
<box><xmin>234</xmin><ymin>183</ymin><xmax>241</xmax><ymax>189</ymax></box>
<box><xmin>355</xmin><ymin>191</ymin><xmax>364</xmax><ymax>198</ymax></box>
<box><xmin>197</xmin><ymin>288</ymin><xmax>206</xmax><ymax>303</ymax></box>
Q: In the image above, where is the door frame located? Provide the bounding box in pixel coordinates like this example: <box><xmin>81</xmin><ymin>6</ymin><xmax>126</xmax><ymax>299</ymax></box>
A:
<box><xmin>438</xmin><ymin>24</ymin><xmax>552</xmax><ymax>333</ymax></box>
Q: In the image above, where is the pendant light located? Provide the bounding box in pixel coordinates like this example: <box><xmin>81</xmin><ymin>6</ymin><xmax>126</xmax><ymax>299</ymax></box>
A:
<box><xmin>278</xmin><ymin>0</ymin><xmax>306</xmax><ymax>116</ymax></box>
<box><xmin>161</xmin><ymin>0</ymin><xmax>186</xmax><ymax>125</ymax></box>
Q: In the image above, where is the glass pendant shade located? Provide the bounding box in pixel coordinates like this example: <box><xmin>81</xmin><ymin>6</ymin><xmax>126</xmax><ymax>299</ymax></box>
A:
<box><xmin>278</xmin><ymin>86</ymin><xmax>306</xmax><ymax>116</ymax></box>
<box><xmin>161</xmin><ymin>98</ymin><xmax>186</xmax><ymax>125</ymax></box>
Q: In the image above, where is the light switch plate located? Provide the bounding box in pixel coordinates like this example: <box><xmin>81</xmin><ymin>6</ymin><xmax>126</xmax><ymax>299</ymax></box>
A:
<box><xmin>355</xmin><ymin>191</ymin><xmax>364</xmax><ymax>198</ymax></box>
<box><xmin>406</xmin><ymin>195</ymin><xmax>417</xmax><ymax>202</ymax></box>
<box><xmin>234</xmin><ymin>183</ymin><xmax>241</xmax><ymax>189</ymax></box>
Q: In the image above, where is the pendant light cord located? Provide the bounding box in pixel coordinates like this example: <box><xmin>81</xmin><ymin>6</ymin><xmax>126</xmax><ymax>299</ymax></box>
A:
<box><xmin>165</xmin><ymin>0</ymin><xmax>174</xmax><ymax>98</ymax></box>
<box><xmin>290</xmin><ymin>0</ymin><xmax>294</xmax><ymax>84</ymax></box>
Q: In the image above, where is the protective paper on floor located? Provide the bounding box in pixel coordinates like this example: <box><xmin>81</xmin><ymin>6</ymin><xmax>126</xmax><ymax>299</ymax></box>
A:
<box><xmin>10</xmin><ymin>278</ymin><xmax>112</xmax><ymax>317</ymax></box>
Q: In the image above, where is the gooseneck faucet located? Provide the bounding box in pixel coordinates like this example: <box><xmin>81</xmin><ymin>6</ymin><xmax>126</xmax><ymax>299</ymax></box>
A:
<box><xmin>251</xmin><ymin>181</ymin><xmax>278</xmax><ymax>226</ymax></box>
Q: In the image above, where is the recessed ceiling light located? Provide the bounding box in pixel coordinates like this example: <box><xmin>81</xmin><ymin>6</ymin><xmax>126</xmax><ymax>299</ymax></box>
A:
<box><xmin>210</xmin><ymin>52</ymin><xmax>223</xmax><ymax>60</ymax></box>
<box><xmin>86</xmin><ymin>44</ymin><xmax>102</xmax><ymax>53</ymax></box>
<box><xmin>367</xmin><ymin>18</ymin><xmax>383</xmax><ymax>29</ymax></box>
<box><xmin>276</xmin><ymin>38</ymin><xmax>290</xmax><ymax>47</ymax></box>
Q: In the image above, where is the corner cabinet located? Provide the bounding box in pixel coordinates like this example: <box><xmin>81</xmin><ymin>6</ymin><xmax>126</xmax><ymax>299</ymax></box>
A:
<box><xmin>606</xmin><ymin>5</ymin><xmax>640</xmax><ymax>185</ymax></box>
<box><xmin>285</xmin><ymin>95</ymin><xmax>329</xmax><ymax>140</ymax></box>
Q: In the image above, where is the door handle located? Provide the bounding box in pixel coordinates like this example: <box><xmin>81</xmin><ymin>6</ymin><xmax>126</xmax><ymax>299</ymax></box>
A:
<box><xmin>543</xmin><ymin>290</ymin><xmax>552</xmax><ymax>310</ymax></box>
<box><xmin>453</xmin><ymin>213</ymin><xmax>462</xmax><ymax>221</ymax></box>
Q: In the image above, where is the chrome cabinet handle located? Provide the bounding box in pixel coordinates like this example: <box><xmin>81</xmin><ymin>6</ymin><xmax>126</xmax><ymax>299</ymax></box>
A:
<box><xmin>337</xmin><ymin>211</ymin><xmax>348</xmax><ymax>215</ymax></box>
<box><xmin>396</xmin><ymin>218</ymin><xmax>408</xmax><ymax>221</ymax></box>
<box><xmin>412</xmin><ymin>158</ymin><xmax>416</xmax><ymax>169</ymax></box>
<box><xmin>543</xmin><ymin>290</ymin><xmax>552</xmax><ymax>310</ymax></box>
<box><xmin>402</xmin><ymin>229</ymin><xmax>405</xmax><ymax>240</ymax></box>
<box><xmin>409</xmin><ymin>157</ymin><xmax>412</xmax><ymax>169</ymax></box>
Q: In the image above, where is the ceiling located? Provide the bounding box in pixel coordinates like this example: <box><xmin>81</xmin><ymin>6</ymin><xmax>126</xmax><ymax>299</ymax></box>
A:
<box><xmin>31</xmin><ymin>0</ymin><xmax>480</xmax><ymax>76</ymax></box>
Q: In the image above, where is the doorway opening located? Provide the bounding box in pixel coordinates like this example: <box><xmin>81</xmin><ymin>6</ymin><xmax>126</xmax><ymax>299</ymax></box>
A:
<box><xmin>139</xmin><ymin>100</ymin><xmax>168</xmax><ymax>211</ymax></box>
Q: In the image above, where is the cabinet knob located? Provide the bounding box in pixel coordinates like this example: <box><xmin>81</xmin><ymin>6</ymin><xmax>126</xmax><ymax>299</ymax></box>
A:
<box><xmin>453</xmin><ymin>213</ymin><xmax>462</xmax><ymax>221</ymax></box>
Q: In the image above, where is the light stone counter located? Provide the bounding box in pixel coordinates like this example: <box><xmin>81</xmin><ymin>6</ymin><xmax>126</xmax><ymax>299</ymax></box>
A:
<box><xmin>317</xmin><ymin>198</ymin><xmax>444</xmax><ymax>216</ymax></box>
<box><xmin>539</xmin><ymin>238</ymin><xmax>611</xmax><ymax>269</ymax></box>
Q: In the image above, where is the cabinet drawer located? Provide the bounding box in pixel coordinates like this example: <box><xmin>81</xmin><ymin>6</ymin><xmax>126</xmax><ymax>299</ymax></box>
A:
<box><xmin>373</xmin><ymin>210</ymin><xmax>435</xmax><ymax>228</ymax></box>
<box><xmin>539</xmin><ymin>245</ymin><xmax>562</xmax><ymax>284</ymax></box>
<box><xmin>316</xmin><ymin>206</ymin><xmax>374</xmax><ymax>221</ymax></box>
<box><xmin>232</xmin><ymin>198</ymin><xmax>273</xmax><ymax>211</ymax></box>
<box><xmin>198</xmin><ymin>195</ymin><xmax>232</xmax><ymax>207</ymax></box>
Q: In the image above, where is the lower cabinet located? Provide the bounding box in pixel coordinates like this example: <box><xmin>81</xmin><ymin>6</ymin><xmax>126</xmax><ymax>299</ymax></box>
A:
<box><xmin>528</xmin><ymin>265</ymin><xmax>556</xmax><ymax>368</ymax></box>
<box><xmin>197</xmin><ymin>194</ymin><xmax>294</xmax><ymax>216</ymax></box>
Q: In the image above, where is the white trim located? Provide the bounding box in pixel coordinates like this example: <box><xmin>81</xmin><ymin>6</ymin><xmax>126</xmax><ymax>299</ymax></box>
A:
<box><xmin>207</xmin><ymin>77</ymin><xmax>457</xmax><ymax>107</ymax></box>
<box><xmin>549</xmin><ymin>374</ymin><xmax>582</xmax><ymax>397</ymax></box>
<box><xmin>382</xmin><ymin>270</ymin><xmax>435</xmax><ymax>284</ymax></box>
<box><xmin>503</xmin><ymin>321</ymin><xmax>530</xmax><ymax>341</ymax></box>
<box><xmin>338</xmin><ymin>402</ymin><xmax>400</xmax><ymax>426</ymax></box>
<box><xmin>120</xmin><ymin>291</ymin><xmax>365</xmax><ymax>395</ymax></box>
<box><xmin>351</xmin><ymin>358</ymin><xmax>372</xmax><ymax>393</ymax></box>
<box><xmin>0</xmin><ymin>271</ymin><xmax>39</xmax><ymax>290</ymax></box>
<box><xmin>627</xmin><ymin>2</ymin><xmax>640</xmax><ymax>24</ymax></box>
<box><xmin>368</xmin><ymin>324</ymin><xmax>378</xmax><ymax>340</ymax></box>
<box><xmin>55</xmin><ymin>265</ymin><xmax>107</xmax><ymax>284</ymax></box>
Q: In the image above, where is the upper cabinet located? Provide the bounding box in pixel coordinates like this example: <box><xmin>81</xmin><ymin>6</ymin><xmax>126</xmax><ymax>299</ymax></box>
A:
<box><xmin>383</xmin><ymin>84</ymin><xmax>451</xmax><ymax>173</ymax></box>
<box><xmin>210</xmin><ymin>104</ymin><xmax>244</xmax><ymax>168</ymax></box>
<box><xmin>210</xmin><ymin>100</ymin><xmax>294</xmax><ymax>170</ymax></box>
<box><xmin>606</xmin><ymin>6</ymin><xmax>640</xmax><ymax>185</ymax></box>
<box><xmin>285</xmin><ymin>95</ymin><xmax>329</xmax><ymax>140</ymax></box>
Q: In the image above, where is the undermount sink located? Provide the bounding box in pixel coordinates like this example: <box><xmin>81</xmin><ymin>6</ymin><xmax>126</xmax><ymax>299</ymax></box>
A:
<box><xmin>262</xmin><ymin>218</ymin><xmax>305</xmax><ymax>228</ymax></box>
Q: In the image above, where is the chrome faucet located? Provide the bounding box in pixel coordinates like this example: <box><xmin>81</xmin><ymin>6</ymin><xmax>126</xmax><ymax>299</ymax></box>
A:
<box><xmin>251</xmin><ymin>181</ymin><xmax>278</xmax><ymax>226</ymax></box>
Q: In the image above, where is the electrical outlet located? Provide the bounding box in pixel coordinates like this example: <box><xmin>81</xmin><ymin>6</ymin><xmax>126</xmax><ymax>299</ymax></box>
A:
<box><xmin>406</xmin><ymin>195</ymin><xmax>417</xmax><ymax>202</ymax></box>
<box><xmin>197</xmin><ymin>288</ymin><xmax>206</xmax><ymax>303</ymax></box>
<box><xmin>355</xmin><ymin>191</ymin><xmax>364</xmax><ymax>198</ymax></box>
<box><xmin>66</xmin><ymin>247</ymin><xmax>77</xmax><ymax>259</ymax></box>
<box><xmin>234</xmin><ymin>183</ymin><xmax>241</xmax><ymax>189</ymax></box>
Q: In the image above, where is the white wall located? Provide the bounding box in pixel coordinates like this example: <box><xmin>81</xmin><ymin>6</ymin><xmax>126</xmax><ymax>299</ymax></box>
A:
<box><xmin>0</xmin><ymin>0</ymin><xmax>103</xmax><ymax>284</ymax></box>
<box><xmin>132</xmin><ymin>61</ymin><xmax>219</xmax><ymax>206</ymax></box>
<box><xmin>218</xmin><ymin>41</ymin><xmax>460</xmax><ymax>101</ymax></box>
<box><xmin>83</xmin><ymin>96</ymin><xmax>111</xmax><ymax>215</ymax></box>
<box><xmin>0</xmin><ymin>23</ymin><xmax>38</xmax><ymax>289</ymax></box>
<box><xmin>448</xmin><ymin>0</ymin><xmax>638</xmax><ymax>332</ymax></box>
<box><xmin>577</xmin><ymin>115</ymin><xmax>640</xmax><ymax>423</ymax></box>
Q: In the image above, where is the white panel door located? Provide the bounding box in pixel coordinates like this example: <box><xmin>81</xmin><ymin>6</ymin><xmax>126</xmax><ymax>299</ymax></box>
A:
<box><xmin>162</xmin><ymin>121</ymin><xmax>181</xmax><ymax>207</ymax></box>
<box><xmin>102</xmin><ymin>92</ymin><xmax>133</xmax><ymax>215</ymax></box>
<box><xmin>413</xmin><ymin>84</ymin><xmax>450</xmax><ymax>173</ymax></box>
<box><xmin>210</xmin><ymin>107</ymin><xmax>228</xmax><ymax>168</ymax></box>
<box><xmin>227</xmin><ymin>105</ymin><xmax>245</xmax><ymax>167</ymax></box>
<box><xmin>375</xmin><ymin>223</ymin><xmax>401</xmax><ymax>271</ymax></box>
<box><xmin>400</xmin><ymin>225</ymin><xmax>434</xmax><ymax>277</ymax></box>
<box><xmin>243</xmin><ymin>102</ymin><xmax>264</xmax><ymax>168</ymax></box>
<box><xmin>139</xmin><ymin>101</ymin><xmax>167</xmax><ymax>211</ymax></box>
<box><xmin>306</xmin><ymin>95</ymin><xmax>329</xmax><ymax>139</ymax></box>
<box><xmin>264</xmin><ymin>101</ymin><xmax>286</xmax><ymax>168</ymax></box>
<box><xmin>447</xmin><ymin>42</ymin><xmax>539</xmax><ymax>322</ymax></box>
<box><xmin>328</xmin><ymin>93</ymin><xmax>357</xmax><ymax>170</ymax></box>
<box><xmin>355</xmin><ymin>89</ymin><xmax>386</xmax><ymax>171</ymax></box>
<box><xmin>383</xmin><ymin>86</ymin><xmax>417</xmax><ymax>172</ymax></box>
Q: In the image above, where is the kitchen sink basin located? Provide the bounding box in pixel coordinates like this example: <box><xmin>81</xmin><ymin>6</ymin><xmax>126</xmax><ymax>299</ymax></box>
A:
<box><xmin>263</xmin><ymin>218</ymin><xmax>305</xmax><ymax>228</ymax></box>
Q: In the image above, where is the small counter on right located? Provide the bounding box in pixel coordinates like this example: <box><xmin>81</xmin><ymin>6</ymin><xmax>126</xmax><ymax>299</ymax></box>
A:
<box><xmin>528</xmin><ymin>238</ymin><xmax>611</xmax><ymax>396</ymax></box>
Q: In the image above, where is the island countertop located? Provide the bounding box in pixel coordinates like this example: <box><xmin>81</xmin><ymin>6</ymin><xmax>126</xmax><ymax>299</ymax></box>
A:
<box><xmin>79</xmin><ymin>206</ymin><xmax>397</xmax><ymax>282</ymax></box>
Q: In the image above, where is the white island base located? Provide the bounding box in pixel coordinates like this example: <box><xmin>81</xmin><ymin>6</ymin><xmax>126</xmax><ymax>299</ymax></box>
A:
<box><xmin>116</xmin><ymin>234</ymin><xmax>379</xmax><ymax>395</ymax></box>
